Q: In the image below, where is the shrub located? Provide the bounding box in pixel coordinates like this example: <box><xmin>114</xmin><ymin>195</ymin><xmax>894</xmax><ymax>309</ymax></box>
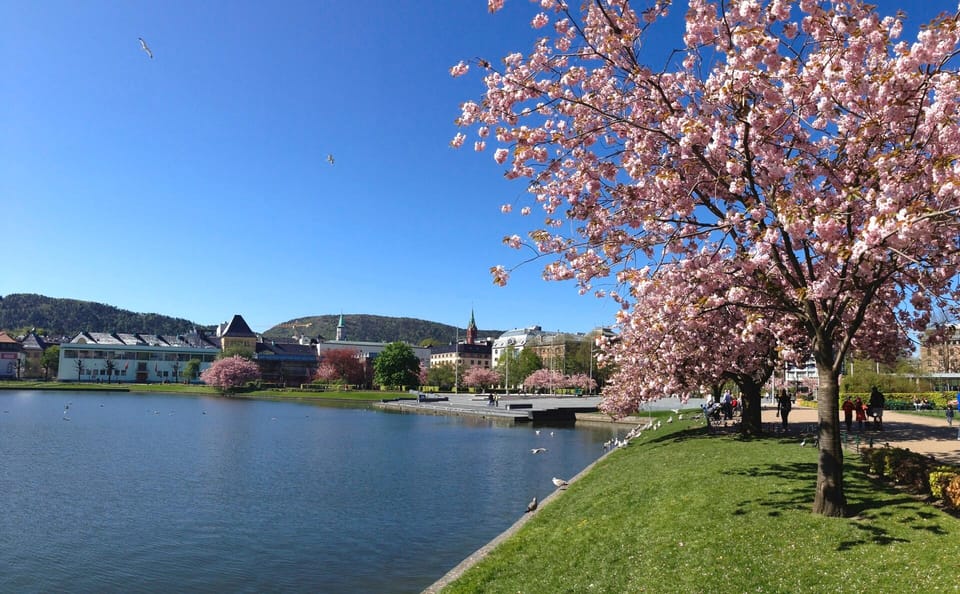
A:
<box><xmin>930</xmin><ymin>467</ymin><xmax>960</xmax><ymax>501</ymax></box>
<box><xmin>944</xmin><ymin>476</ymin><xmax>960</xmax><ymax>509</ymax></box>
<box><xmin>861</xmin><ymin>447</ymin><xmax>888</xmax><ymax>477</ymax></box>
<box><xmin>888</xmin><ymin>451</ymin><xmax>934</xmax><ymax>494</ymax></box>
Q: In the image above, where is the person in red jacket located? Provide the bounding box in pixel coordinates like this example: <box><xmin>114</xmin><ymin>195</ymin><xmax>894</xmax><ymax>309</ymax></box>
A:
<box><xmin>854</xmin><ymin>396</ymin><xmax>866</xmax><ymax>431</ymax></box>
<box><xmin>841</xmin><ymin>396</ymin><xmax>855</xmax><ymax>432</ymax></box>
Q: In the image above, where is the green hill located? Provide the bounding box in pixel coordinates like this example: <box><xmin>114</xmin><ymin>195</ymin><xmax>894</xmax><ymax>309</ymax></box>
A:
<box><xmin>0</xmin><ymin>293</ymin><xmax>210</xmax><ymax>338</ymax></box>
<box><xmin>264</xmin><ymin>314</ymin><xmax>504</xmax><ymax>345</ymax></box>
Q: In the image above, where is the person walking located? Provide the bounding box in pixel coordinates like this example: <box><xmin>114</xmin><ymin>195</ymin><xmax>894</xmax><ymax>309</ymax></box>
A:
<box><xmin>841</xmin><ymin>396</ymin><xmax>855</xmax><ymax>432</ymax></box>
<box><xmin>777</xmin><ymin>389</ymin><xmax>792</xmax><ymax>430</ymax></box>
<box><xmin>854</xmin><ymin>396</ymin><xmax>866</xmax><ymax>431</ymax></box>
<box><xmin>869</xmin><ymin>386</ymin><xmax>885</xmax><ymax>431</ymax></box>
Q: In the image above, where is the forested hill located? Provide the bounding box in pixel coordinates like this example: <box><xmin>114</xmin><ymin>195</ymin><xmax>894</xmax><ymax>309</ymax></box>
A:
<box><xmin>0</xmin><ymin>293</ymin><xmax>209</xmax><ymax>338</ymax></box>
<box><xmin>264</xmin><ymin>314</ymin><xmax>504</xmax><ymax>346</ymax></box>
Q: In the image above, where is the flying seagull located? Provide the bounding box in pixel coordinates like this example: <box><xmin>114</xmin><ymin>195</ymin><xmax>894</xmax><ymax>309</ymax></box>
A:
<box><xmin>138</xmin><ymin>37</ymin><xmax>153</xmax><ymax>59</ymax></box>
<box><xmin>551</xmin><ymin>477</ymin><xmax>569</xmax><ymax>488</ymax></box>
<box><xmin>327</xmin><ymin>154</ymin><xmax>335</xmax><ymax>165</ymax></box>
<box><xmin>530</xmin><ymin>447</ymin><xmax>547</xmax><ymax>454</ymax></box>
<box><xmin>526</xmin><ymin>496</ymin><xmax>538</xmax><ymax>513</ymax></box>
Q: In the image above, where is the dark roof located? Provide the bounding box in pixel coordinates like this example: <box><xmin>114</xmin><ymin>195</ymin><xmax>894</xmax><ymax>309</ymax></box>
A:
<box><xmin>222</xmin><ymin>314</ymin><xmax>256</xmax><ymax>338</ymax></box>
<box><xmin>256</xmin><ymin>341</ymin><xmax>317</xmax><ymax>361</ymax></box>
<box><xmin>21</xmin><ymin>333</ymin><xmax>48</xmax><ymax>351</ymax></box>
<box><xmin>432</xmin><ymin>343</ymin><xmax>492</xmax><ymax>356</ymax></box>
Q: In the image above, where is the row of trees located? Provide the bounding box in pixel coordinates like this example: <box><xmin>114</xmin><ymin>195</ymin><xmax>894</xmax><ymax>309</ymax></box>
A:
<box><xmin>457</xmin><ymin>366</ymin><xmax>597</xmax><ymax>393</ymax></box>
<box><xmin>456</xmin><ymin>0</ymin><xmax>960</xmax><ymax>517</ymax></box>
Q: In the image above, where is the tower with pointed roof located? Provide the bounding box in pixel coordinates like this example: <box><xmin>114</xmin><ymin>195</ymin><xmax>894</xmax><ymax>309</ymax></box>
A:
<box><xmin>466</xmin><ymin>309</ymin><xmax>477</xmax><ymax>345</ymax></box>
<box><xmin>336</xmin><ymin>313</ymin><xmax>345</xmax><ymax>341</ymax></box>
<box><xmin>219</xmin><ymin>314</ymin><xmax>257</xmax><ymax>353</ymax></box>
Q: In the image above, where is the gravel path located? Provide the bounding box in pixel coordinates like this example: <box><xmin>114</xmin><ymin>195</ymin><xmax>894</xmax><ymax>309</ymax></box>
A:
<box><xmin>762</xmin><ymin>405</ymin><xmax>960</xmax><ymax>464</ymax></box>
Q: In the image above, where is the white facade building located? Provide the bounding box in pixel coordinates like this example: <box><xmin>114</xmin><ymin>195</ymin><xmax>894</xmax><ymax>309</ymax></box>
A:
<box><xmin>58</xmin><ymin>331</ymin><xmax>220</xmax><ymax>383</ymax></box>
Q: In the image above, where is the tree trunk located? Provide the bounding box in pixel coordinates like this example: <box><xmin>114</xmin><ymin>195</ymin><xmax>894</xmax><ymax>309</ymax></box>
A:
<box><xmin>738</xmin><ymin>376</ymin><xmax>763</xmax><ymax>436</ymax></box>
<box><xmin>812</xmin><ymin>364</ymin><xmax>847</xmax><ymax>517</ymax></box>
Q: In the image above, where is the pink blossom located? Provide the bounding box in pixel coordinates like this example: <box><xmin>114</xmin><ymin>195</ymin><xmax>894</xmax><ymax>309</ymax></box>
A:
<box><xmin>532</xmin><ymin>12</ymin><xmax>549</xmax><ymax>29</ymax></box>
<box><xmin>500</xmin><ymin>203</ymin><xmax>512</xmax><ymax>213</ymax></box>
<box><xmin>460</xmin><ymin>0</ymin><xmax>960</xmax><ymax>516</ymax></box>
<box><xmin>494</xmin><ymin>148</ymin><xmax>509</xmax><ymax>164</ymax></box>
<box><xmin>487</xmin><ymin>0</ymin><xmax>504</xmax><ymax>13</ymax></box>
<box><xmin>449</xmin><ymin>133</ymin><xmax>466</xmax><ymax>148</ymax></box>
<box><xmin>504</xmin><ymin>234</ymin><xmax>522</xmax><ymax>249</ymax></box>
<box><xmin>200</xmin><ymin>356</ymin><xmax>261</xmax><ymax>393</ymax></box>
<box><xmin>449</xmin><ymin>61</ymin><xmax>469</xmax><ymax>77</ymax></box>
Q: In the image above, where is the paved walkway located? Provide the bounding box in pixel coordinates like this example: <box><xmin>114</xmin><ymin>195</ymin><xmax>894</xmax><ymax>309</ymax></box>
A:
<box><xmin>762</xmin><ymin>405</ymin><xmax>960</xmax><ymax>465</ymax></box>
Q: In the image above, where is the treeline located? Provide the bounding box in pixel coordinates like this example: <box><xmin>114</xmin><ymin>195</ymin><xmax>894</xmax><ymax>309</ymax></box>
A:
<box><xmin>0</xmin><ymin>293</ymin><xmax>208</xmax><ymax>338</ymax></box>
<box><xmin>264</xmin><ymin>314</ymin><xmax>503</xmax><ymax>346</ymax></box>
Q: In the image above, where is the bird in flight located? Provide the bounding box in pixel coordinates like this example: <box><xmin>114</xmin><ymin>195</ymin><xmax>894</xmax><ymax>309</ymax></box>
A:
<box><xmin>327</xmin><ymin>154</ymin><xmax>335</xmax><ymax>165</ymax></box>
<box><xmin>138</xmin><ymin>37</ymin><xmax>153</xmax><ymax>59</ymax></box>
<box><xmin>530</xmin><ymin>447</ymin><xmax>547</xmax><ymax>454</ymax></box>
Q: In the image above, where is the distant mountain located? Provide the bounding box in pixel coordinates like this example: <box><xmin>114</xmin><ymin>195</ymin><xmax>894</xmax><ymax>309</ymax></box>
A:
<box><xmin>0</xmin><ymin>293</ymin><xmax>210</xmax><ymax>338</ymax></box>
<box><xmin>263</xmin><ymin>314</ymin><xmax>504</xmax><ymax>345</ymax></box>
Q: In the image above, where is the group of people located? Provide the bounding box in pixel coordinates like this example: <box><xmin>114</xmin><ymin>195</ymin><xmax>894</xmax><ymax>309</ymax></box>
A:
<box><xmin>840</xmin><ymin>387</ymin><xmax>885</xmax><ymax>432</ymax></box>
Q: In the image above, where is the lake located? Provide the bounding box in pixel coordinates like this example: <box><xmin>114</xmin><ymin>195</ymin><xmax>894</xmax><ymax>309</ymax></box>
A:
<box><xmin>0</xmin><ymin>390</ymin><xmax>626</xmax><ymax>593</ymax></box>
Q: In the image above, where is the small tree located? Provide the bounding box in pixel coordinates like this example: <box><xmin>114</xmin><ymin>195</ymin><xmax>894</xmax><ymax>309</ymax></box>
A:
<box><xmin>200</xmin><ymin>355</ymin><xmax>260</xmax><ymax>394</ymax></box>
<box><xmin>183</xmin><ymin>358</ymin><xmax>202</xmax><ymax>384</ymax></box>
<box><xmin>426</xmin><ymin>362</ymin><xmax>457</xmax><ymax>391</ymax></box>
<box><xmin>314</xmin><ymin>362</ymin><xmax>340</xmax><ymax>384</ymax></box>
<box><xmin>373</xmin><ymin>342</ymin><xmax>421</xmax><ymax>389</ymax></box>
<box><xmin>104</xmin><ymin>357</ymin><xmax>116</xmax><ymax>384</ymax></box>
<box><xmin>41</xmin><ymin>345</ymin><xmax>60</xmax><ymax>380</ymax></box>
<box><xmin>463</xmin><ymin>366</ymin><xmax>502</xmax><ymax>393</ymax></box>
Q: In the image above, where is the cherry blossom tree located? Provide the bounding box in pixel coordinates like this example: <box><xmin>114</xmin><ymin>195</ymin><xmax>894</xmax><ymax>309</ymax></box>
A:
<box><xmin>314</xmin><ymin>362</ymin><xmax>340</xmax><ymax>384</ymax></box>
<box><xmin>200</xmin><ymin>355</ymin><xmax>261</xmax><ymax>394</ymax></box>
<box><xmin>463</xmin><ymin>366</ymin><xmax>503</xmax><ymax>392</ymax></box>
<box><xmin>320</xmin><ymin>348</ymin><xmax>366</xmax><ymax>386</ymax></box>
<box><xmin>565</xmin><ymin>372</ymin><xmax>597</xmax><ymax>393</ymax></box>
<box><xmin>524</xmin><ymin>368</ymin><xmax>566</xmax><ymax>393</ymax></box>
<box><xmin>455</xmin><ymin>0</ymin><xmax>960</xmax><ymax>516</ymax></box>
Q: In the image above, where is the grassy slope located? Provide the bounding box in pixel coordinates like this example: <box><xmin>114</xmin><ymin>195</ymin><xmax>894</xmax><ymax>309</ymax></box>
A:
<box><xmin>444</xmin><ymin>418</ymin><xmax>960</xmax><ymax>593</ymax></box>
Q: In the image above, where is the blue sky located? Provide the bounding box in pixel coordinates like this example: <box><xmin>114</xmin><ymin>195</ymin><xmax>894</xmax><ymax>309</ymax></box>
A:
<box><xmin>0</xmin><ymin>0</ymin><xmax>949</xmax><ymax>335</ymax></box>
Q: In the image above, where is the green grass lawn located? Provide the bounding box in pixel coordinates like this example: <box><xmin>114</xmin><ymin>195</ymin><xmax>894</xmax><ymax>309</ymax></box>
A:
<box><xmin>443</xmin><ymin>419</ymin><xmax>960</xmax><ymax>593</ymax></box>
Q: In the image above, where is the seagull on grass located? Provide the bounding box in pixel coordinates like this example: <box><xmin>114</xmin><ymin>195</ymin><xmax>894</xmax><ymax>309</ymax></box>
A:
<box><xmin>138</xmin><ymin>37</ymin><xmax>153</xmax><ymax>59</ymax></box>
<box><xmin>526</xmin><ymin>496</ymin><xmax>538</xmax><ymax>513</ymax></box>
<box><xmin>551</xmin><ymin>477</ymin><xmax>569</xmax><ymax>488</ymax></box>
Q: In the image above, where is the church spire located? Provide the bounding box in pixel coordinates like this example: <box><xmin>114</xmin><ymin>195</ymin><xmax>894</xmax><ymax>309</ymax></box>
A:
<box><xmin>336</xmin><ymin>313</ymin><xmax>345</xmax><ymax>341</ymax></box>
<box><xmin>466</xmin><ymin>309</ymin><xmax>477</xmax><ymax>345</ymax></box>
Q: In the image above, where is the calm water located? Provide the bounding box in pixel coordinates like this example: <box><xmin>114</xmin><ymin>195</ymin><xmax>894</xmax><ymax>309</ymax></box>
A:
<box><xmin>0</xmin><ymin>390</ymin><xmax>624</xmax><ymax>593</ymax></box>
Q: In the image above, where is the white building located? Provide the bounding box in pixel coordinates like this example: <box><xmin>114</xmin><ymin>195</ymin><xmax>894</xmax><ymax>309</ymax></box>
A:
<box><xmin>58</xmin><ymin>331</ymin><xmax>220</xmax><ymax>383</ymax></box>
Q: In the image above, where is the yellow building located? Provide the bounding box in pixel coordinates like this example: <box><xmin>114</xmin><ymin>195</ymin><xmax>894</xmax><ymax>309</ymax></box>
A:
<box><xmin>218</xmin><ymin>314</ymin><xmax>257</xmax><ymax>353</ymax></box>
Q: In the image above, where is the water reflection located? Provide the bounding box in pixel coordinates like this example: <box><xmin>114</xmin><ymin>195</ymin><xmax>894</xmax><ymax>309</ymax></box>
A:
<box><xmin>0</xmin><ymin>390</ymin><xmax>626</xmax><ymax>593</ymax></box>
